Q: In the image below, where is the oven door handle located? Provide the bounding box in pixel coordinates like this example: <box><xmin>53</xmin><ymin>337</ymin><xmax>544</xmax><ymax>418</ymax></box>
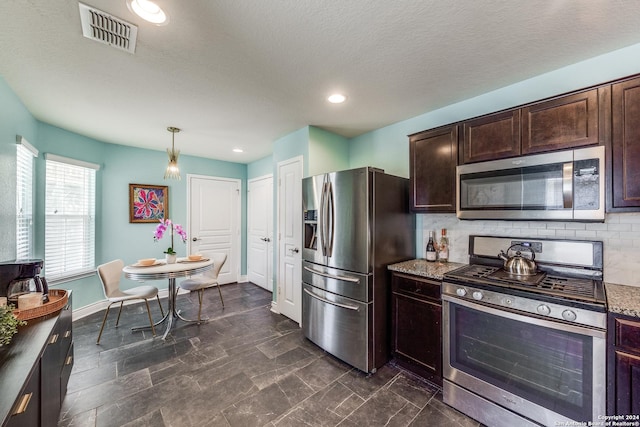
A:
<box><xmin>442</xmin><ymin>294</ymin><xmax>605</xmax><ymax>338</ymax></box>
<box><xmin>303</xmin><ymin>288</ymin><xmax>360</xmax><ymax>311</ymax></box>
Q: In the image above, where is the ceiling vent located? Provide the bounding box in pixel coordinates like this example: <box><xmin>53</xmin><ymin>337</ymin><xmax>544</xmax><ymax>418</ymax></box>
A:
<box><xmin>79</xmin><ymin>2</ymin><xmax>138</xmax><ymax>53</ymax></box>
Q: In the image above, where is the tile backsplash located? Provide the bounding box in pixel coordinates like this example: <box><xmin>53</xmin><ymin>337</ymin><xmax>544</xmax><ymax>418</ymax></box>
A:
<box><xmin>420</xmin><ymin>212</ymin><xmax>640</xmax><ymax>287</ymax></box>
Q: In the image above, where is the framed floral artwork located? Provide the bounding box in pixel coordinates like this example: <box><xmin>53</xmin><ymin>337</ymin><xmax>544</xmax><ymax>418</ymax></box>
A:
<box><xmin>129</xmin><ymin>184</ymin><xmax>168</xmax><ymax>223</ymax></box>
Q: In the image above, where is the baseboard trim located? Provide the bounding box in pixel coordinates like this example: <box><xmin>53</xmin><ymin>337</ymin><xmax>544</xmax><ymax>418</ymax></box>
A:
<box><xmin>72</xmin><ymin>288</ymin><xmax>188</xmax><ymax>321</ymax></box>
<box><xmin>270</xmin><ymin>301</ymin><xmax>279</xmax><ymax>314</ymax></box>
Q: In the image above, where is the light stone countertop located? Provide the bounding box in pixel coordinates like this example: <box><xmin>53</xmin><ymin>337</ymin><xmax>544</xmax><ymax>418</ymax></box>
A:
<box><xmin>388</xmin><ymin>259</ymin><xmax>466</xmax><ymax>280</ymax></box>
<box><xmin>605</xmin><ymin>282</ymin><xmax>640</xmax><ymax>318</ymax></box>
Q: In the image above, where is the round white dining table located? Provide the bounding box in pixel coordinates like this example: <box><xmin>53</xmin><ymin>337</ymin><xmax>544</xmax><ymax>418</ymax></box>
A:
<box><xmin>123</xmin><ymin>258</ymin><xmax>213</xmax><ymax>340</ymax></box>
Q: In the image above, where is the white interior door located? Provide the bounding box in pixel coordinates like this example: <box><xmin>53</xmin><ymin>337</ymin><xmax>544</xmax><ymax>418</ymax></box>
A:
<box><xmin>247</xmin><ymin>175</ymin><xmax>273</xmax><ymax>291</ymax></box>
<box><xmin>188</xmin><ymin>174</ymin><xmax>240</xmax><ymax>285</ymax></box>
<box><xmin>277</xmin><ymin>156</ymin><xmax>302</xmax><ymax>324</ymax></box>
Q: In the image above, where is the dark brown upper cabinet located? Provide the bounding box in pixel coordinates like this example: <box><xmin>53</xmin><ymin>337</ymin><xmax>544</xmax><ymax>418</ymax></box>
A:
<box><xmin>459</xmin><ymin>87</ymin><xmax>609</xmax><ymax>164</ymax></box>
<box><xmin>522</xmin><ymin>88</ymin><xmax>608</xmax><ymax>155</ymax></box>
<box><xmin>409</xmin><ymin>125</ymin><xmax>458</xmax><ymax>213</ymax></box>
<box><xmin>610</xmin><ymin>76</ymin><xmax>640</xmax><ymax>210</ymax></box>
<box><xmin>462</xmin><ymin>110</ymin><xmax>520</xmax><ymax>163</ymax></box>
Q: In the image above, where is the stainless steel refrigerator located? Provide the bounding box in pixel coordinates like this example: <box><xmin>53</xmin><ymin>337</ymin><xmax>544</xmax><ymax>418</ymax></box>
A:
<box><xmin>302</xmin><ymin>167</ymin><xmax>415</xmax><ymax>373</ymax></box>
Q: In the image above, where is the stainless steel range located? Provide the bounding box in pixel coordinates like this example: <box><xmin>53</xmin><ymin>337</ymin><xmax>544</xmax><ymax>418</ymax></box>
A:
<box><xmin>442</xmin><ymin>235</ymin><xmax>606</xmax><ymax>427</ymax></box>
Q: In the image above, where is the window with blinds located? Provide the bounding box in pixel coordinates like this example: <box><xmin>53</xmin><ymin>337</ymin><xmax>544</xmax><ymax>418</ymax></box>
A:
<box><xmin>45</xmin><ymin>154</ymin><xmax>99</xmax><ymax>282</ymax></box>
<box><xmin>16</xmin><ymin>137</ymin><xmax>38</xmax><ymax>259</ymax></box>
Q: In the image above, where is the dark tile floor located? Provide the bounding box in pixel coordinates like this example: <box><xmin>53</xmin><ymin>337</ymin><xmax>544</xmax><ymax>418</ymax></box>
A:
<box><xmin>59</xmin><ymin>282</ymin><xmax>480</xmax><ymax>427</ymax></box>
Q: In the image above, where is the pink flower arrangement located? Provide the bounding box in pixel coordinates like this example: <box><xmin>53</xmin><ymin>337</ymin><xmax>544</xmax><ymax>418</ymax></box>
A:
<box><xmin>154</xmin><ymin>219</ymin><xmax>187</xmax><ymax>255</ymax></box>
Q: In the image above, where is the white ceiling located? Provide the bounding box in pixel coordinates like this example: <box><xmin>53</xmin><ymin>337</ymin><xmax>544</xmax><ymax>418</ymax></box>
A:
<box><xmin>1</xmin><ymin>1</ymin><xmax>640</xmax><ymax>163</ymax></box>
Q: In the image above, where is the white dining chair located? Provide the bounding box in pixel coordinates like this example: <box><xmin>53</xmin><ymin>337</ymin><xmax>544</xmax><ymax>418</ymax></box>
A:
<box><xmin>96</xmin><ymin>259</ymin><xmax>165</xmax><ymax>344</ymax></box>
<box><xmin>178</xmin><ymin>253</ymin><xmax>227</xmax><ymax>322</ymax></box>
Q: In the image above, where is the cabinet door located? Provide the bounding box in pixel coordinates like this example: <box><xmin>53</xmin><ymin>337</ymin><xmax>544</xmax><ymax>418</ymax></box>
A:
<box><xmin>393</xmin><ymin>292</ymin><xmax>442</xmax><ymax>384</ymax></box>
<box><xmin>40</xmin><ymin>323</ymin><xmax>62</xmax><ymax>427</ymax></box>
<box><xmin>462</xmin><ymin>110</ymin><xmax>520</xmax><ymax>163</ymax></box>
<box><xmin>522</xmin><ymin>88</ymin><xmax>605</xmax><ymax>155</ymax></box>
<box><xmin>611</xmin><ymin>77</ymin><xmax>640</xmax><ymax>210</ymax></box>
<box><xmin>409</xmin><ymin>125</ymin><xmax>458</xmax><ymax>212</ymax></box>
<box><xmin>6</xmin><ymin>364</ymin><xmax>40</xmax><ymax>427</ymax></box>
<box><xmin>61</xmin><ymin>343</ymin><xmax>74</xmax><ymax>399</ymax></box>
<box><xmin>614</xmin><ymin>350</ymin><xmax>640</xmax><ymax>415</ymax></box>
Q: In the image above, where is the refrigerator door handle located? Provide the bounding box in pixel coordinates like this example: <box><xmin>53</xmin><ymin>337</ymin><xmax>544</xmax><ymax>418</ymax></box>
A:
<box><xmin>319</xmin><ymin>181</ymin><xmax>328</xmax><ymax>256</ymax></box>
<box><xmin>303</xmin><ymin>288</ymin><xmax>360</xmax><ymax>311</ymax></box>
<box><xmin>303</xmin><ymin>266</ymin><xmax>360</xmax><ymax>283</ymax></box>
<box><xmin>326</xmin><ymin>181</ymin><xmax>335</xmax><ymax>257</ymax></box>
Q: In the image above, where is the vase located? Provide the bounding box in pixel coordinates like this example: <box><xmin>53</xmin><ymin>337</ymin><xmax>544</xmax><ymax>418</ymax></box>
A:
<box><xmin>165</xmin><ymin>253</ymin><xmax>177</xmax><ymax>264</ymax></box>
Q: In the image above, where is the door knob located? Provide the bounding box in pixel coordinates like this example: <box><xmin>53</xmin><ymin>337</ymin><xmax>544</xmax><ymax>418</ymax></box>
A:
<box><xmin>192</xmin><ymin>237</ymin><xmax>199</xmax><ymax>242</ymax></box>
<box><xmin>260</xmin><ymin>237</ymin><xmax>271</xmax><ymax>242</ymax></box>
<box><xmin>290</xmin><ymin>247</ymin><xmax>299</xmax><ymax>253</ymax></box>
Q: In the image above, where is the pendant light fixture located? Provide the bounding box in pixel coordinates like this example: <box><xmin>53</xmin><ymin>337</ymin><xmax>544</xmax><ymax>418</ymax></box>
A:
<box><xmin>164</xmin><ymin>126</ymin><xmax>181</xmax><ymax>180</ymax></box>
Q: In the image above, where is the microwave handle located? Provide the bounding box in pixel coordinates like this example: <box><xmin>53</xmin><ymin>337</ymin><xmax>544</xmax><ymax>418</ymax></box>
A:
<box><xmin>562</xmin><ymin>162</ymin><xmax>573</xmax><ymax>209</ymax></box>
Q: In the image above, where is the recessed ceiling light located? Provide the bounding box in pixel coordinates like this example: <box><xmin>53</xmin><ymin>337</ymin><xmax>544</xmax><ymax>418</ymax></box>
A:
<box><xmin>327</xmin><ymin>94</ymin><xmax>347</xmax><ymax>104</ymax></box>
<box><xmin>233</xmin><ymin>148</ymin><xmax>244</xmax><ymax>153</ymax></box>
<box><xmin>126</xmin><ymin>0</ymin><xmax>168</xmax><ymax>25</ymax></box>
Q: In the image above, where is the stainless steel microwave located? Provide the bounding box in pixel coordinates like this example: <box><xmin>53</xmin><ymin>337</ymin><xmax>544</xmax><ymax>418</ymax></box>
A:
<box><xmin>456</xmin><ymin>145</ymin><xmax>605</xmax><ymax>221</ymax></box>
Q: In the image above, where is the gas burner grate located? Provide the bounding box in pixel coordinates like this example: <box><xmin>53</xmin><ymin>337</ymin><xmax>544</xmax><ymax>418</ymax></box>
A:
<box><xmin>538</xmin><ymin>276</ymin><xmax>596</xmax><ymax>299</ymax></box>
<box><xmin>453</xmin><ymin>265</ymin><xmax>498</xmax><ymax>279</ymax></box>
<box><xmin>446</xmin><ymin>264</ymin><xmax>600</xmax><ymax>303</ymax></box>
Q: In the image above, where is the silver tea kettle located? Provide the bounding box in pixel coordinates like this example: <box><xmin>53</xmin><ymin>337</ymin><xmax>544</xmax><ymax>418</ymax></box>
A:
<box><xmin>498</xmin><ymin>244</ymin><xmax>537</xmax><ymax>275</ymax></box>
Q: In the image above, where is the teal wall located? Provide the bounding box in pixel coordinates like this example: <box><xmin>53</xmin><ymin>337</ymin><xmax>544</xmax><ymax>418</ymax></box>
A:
<box><xmin>0</xmin><ymin>79</ymin><xmax>248</xmax><ymax>309</ymax></box>
<box><xmin>0</xmin><ymin>77</ymin><xmax>39</xmax><ymax>261</ymax></box>
<box><xmin>36</xmin><ymin>124</ymin><xmax>247</xmax><ymax>309</ymax></box>
<box><xmin>349</xmin><ymin>42</ymin><xmax>640</xmax><ymax>178</ymax></box>
<box><xmin>35</xmin><ymin>124</ymin><xmax>247</xmax><ymax>309</ymax></box>
<box><xmin>272</xmin><ymin>126</ymin><xmax>309</xmax><ymax>177</ymax></box>
<box><xmin>308</xmin><ymin>126</ymin><xmax>349</xmax><ymax>176</ymax></box>
<box><xmin>247</xmin><ymin>155</ymin><xmax>273</xmax><ymax>179</ymax></box>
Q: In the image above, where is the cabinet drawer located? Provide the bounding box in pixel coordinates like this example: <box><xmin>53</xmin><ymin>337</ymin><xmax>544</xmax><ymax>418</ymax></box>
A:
<box><xmin>61</xmin><ymin>343</ymin><xmax>74</xmax><ymax>399</ymax></box>
<box><xmin>615</xmin><ymin>317</ymin><xmax>640</xmax><ymax>352</ymax></box>
<box><xmin>392</xmin><ymin>274</ymin><xmax>440</xmax><ymax>301</ymax></box>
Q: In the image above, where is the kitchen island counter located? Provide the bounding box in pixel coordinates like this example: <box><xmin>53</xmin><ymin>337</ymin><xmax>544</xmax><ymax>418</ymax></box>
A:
<box><xmin>606</xmin><ymin>282</ymin><xmax>640</xmax><ymax>318</ymax></box>
<box><xmin>388</xmin><ymin>259</ymin><xmax>465</xmax><ymax>280</ymax></box>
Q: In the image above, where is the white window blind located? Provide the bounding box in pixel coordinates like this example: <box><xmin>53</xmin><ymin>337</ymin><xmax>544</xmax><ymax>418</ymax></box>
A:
<box><xmin>45</xmin><ymin>154</ymin><xmax>99</xmax><ymax>282</ymax></box>
<box><xmin>16</xmin><ymin>137</ymin><xmax>38</xmax><ymax>259</ymax></box>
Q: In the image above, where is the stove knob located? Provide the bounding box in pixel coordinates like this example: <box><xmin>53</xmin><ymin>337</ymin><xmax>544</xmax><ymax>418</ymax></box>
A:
<box><xmin>537</xmin><ymin>304</ymin><xmax>551</xmax><ymax>316</ymax></box>
<box><xmin>562</xmin><ymin>310</ymin><xmax>577</xmax><ymax>322</ymax></box>
<box><xmin>472</xmin><ymin>291</ymin><xmax>483</xmax><ymax>301</ymax></box>
<box><xmin>456</xmin><ymin>288</ymin><xmax>467</xmax><ymax>297</ymax></box>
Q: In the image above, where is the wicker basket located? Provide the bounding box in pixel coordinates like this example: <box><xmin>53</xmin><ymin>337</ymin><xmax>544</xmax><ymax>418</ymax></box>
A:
<box><xmin>13</xmin><ymin>289</ymin><xmax>68</xmax><ymax>321</ymax></box>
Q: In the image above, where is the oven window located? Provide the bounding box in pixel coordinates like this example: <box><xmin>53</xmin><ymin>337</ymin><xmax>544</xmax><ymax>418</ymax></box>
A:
<box><xmin>449</xmin><ymin>303</ymin><xmax>593</xmax><ymax>422</ymax></box>
<box><xmin>459</xmin><ymin>163</ymin><xmax>565</xmax><ymax>211</ymax></box>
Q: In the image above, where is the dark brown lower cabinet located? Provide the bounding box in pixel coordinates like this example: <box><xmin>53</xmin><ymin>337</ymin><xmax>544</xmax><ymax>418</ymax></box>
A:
<box><xmin>607</xmin><ymin>313</ymin><xmax>640</xmax><ymax>416</ymax></box>
<box><xmin>391</xmin><ymin>272</ymin><xmax>442</xmax><ymax>385</ymax></box>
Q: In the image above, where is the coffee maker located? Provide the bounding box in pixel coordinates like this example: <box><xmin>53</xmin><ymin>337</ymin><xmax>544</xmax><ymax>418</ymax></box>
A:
<box><xmin>0</xmin><ymin>259</ymin><xmax>44</xmax><ymax>305</ymax></box>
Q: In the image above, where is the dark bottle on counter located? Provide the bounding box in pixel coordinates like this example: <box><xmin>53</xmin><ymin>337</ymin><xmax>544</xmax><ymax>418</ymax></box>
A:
<box><xmin>426</xmin><ymin>231</ymin><xmax>437</xmax><ymax>262</ymax></box>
